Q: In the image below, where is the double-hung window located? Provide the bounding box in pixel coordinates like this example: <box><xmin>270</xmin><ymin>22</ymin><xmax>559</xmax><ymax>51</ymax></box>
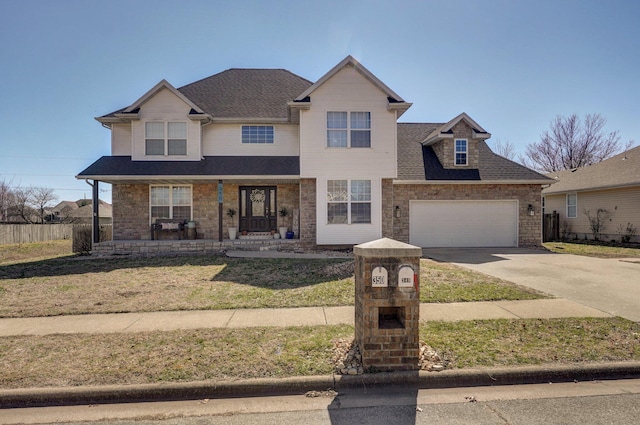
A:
<box><xmin>567</xmin><ymin>193</ymin><xmax>577</xmax><ymax>218</ymax></box>
<box><xmin>327</xmin><ymin>180</ymin><xmax>371</xmax><ymax>224</ymax></box>
<box><xmin>150</xmin><ymin>185</ymin><xmax>192</xmax><ymax>222</ymax></box>
<box><xmin>145</xmin><ymin>122</ymin><xmax>187</xmax><ymax>156</ymax></box>
<box><xmin>242</xmin><ymin>125</ymin><xmax>274</xmax><ymax>144</ymax></box>
<box><xmin>327</xmin><ymin>112</ymin><xmax>370</xmax><ymax>148</ymax></box>
<box><xmin>455</xmin><ymin>139</ymin><xmax>468</xmax><ymax>165</ymax></box>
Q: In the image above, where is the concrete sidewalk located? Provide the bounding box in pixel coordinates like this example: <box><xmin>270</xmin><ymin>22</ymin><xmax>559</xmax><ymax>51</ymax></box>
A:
<box><xmin>0</xmin><ymin>298</ymin><xmax>612</xmax><ymax>337</ymax></box>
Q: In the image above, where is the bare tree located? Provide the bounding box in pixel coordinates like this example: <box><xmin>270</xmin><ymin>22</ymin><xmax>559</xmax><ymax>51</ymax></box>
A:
<box><xmin>521</xmin><ymin>114</ymin><xmax>634</xmax><ymax>172</ymax></box>
<box><xmin>31</xmin><ymin>186</ymin><xmax>58</xmax><ymax>224</ymax></box>
<box><xmin>492</xmin><ymin>139</ymin><xmax>517</xmax><ymax>160</ymax></box>
<box><xmin>11</xmin><ymin>187</ymin><xmax>35</xmax><ymax>223</ymax></box>
<box><xmin>0</xmin><ymin>178</ymin><xmax>15</xmax><ymax>222</ymax></box>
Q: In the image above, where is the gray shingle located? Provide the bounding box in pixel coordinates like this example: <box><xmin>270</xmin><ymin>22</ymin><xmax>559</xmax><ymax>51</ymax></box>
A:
<box><xmin>178</xmin><ymin>69</ymin><xmax>313</xmax><ymax>119</ymax></box>
<box><xmin>543</xmin><ymin>145</ymin><xmax>640</xmax><ymax>194</ymax></box>
<box><xmin>397</xmin><ymin>123</ymin><xmax>552</xmax><ymax>182</ymax></box>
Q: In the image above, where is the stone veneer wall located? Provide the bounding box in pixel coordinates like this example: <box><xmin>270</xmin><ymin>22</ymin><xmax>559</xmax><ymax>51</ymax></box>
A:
<box><xmin>381</xmin><ymin>178</ymin><xmax>394</xmax><ymax>238</ymax></box>
<box><xmin>112</xmin><ymin>184</ymin><xmax>150</xmax><ymax>240</ymax></box>
<box><xmin>391</xmin><ymin>183</ymin><xmax>543</xmax><ymax>247</ymax></box>
<box><xmin>432</xmin><ymin>121</ymin><xmax>480</xmax><ymax>169</ymax></box>
<box><xmin>192</xmin><ymin>184</ymin><xmax>217</xmax><ymax>239</ymax></box>
<box><xmin>299</xmin><ymin>178</ymin><xmax>316</xmax><ymax>248</ymax></box>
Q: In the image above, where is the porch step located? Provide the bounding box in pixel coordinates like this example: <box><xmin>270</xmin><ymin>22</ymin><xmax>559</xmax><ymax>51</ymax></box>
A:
<box><xmin>237</xmin><ymin>232</ymin><xmax>275</xmax><ymax>240</ymax></box>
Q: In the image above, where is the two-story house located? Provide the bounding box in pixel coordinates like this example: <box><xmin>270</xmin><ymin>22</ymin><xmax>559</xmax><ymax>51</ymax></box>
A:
<box><xmin>77</xmin><ymin>56</ymin><xmax>551</xmax><ymax>251</ymax></box>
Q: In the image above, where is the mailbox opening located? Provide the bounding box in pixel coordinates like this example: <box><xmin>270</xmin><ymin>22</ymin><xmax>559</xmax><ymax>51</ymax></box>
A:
<box><xmin>378</xmin><ymin>307</ymin><xmax>405</xmax><ymax>329</ymax></box>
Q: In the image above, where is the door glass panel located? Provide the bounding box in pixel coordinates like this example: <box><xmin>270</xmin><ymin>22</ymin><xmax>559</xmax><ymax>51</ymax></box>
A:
<box><xmin>269</xmin><ymin>189</ymin><xmax>276</xmax><ymax>217</ymax></box>
<box><xmin>241</xmin><ymin>190</ymin><xmax>247</xmax><ymax>217</ymax></box>
<box><xmin>250</xmin><ymin>189</ymin><xmax>266</xmax><ymax>217</ymax></box>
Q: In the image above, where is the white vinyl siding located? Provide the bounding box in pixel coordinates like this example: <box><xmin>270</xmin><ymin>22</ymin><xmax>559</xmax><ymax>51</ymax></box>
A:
<box><xmin>111</xmin><ymin>123</ymin><xmax>132</xmax><ymax>155</ymax></box>
<box><xmin>546</xmin><ymin>188</ymin><xmax>639</xmax><ymax>242</ymax></box>
<box><xmin>202</xmin><ymin>124</ymin><xmax>299</xmax><ymax>156</ymax></box>
<box><xmin>410</xmin><ymin>200</ymin><xmax>518</xmax><ymax>247</ymax></box>
<box><xmin>131</xmin><ymin>87</ymin><xmax>201</xmax><ymax>161</ymax></box>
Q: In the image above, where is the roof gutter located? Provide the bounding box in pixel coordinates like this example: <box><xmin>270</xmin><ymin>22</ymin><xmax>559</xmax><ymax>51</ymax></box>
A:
<box><xmin>393</xmin><ymin>179</ymin><xmax>553</xmax><ymax>185</ymax></box>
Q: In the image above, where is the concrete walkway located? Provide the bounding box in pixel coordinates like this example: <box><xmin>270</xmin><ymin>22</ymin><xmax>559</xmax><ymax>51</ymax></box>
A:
<box><xmin>0</xmin><ymin>299</ymin><xmax>612</xmax><ymax>337</ymax></box>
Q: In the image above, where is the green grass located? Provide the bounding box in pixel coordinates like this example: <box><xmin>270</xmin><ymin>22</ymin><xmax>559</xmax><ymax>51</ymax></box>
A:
<box><xmin>421</xmin><ymin>317</ymin><xmax>640</xmax><ymax>368</ymax></box>
<box><xmin>1</xmin><ymin>318</ymin><xmax>638</xmax><ymax>389</ymax></box>
<box><xmin>544</xmin><ymin>241</ymin><xmax>640</xmax><ymax>258</ymax></box>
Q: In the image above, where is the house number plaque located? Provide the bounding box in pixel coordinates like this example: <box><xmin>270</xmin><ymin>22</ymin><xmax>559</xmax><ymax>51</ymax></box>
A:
<box><xmin>398</xmin><ymin>265</ymin><xmax>415</xmax><ymax>287</ymax></box>
<box><xmin>371</xmin><ymin>266</ymin><xmax>388</xmax><ymax>287</ymax></box>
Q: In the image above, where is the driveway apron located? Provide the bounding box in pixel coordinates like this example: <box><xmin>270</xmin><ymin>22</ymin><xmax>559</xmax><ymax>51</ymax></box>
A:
<box><xmin>423</xmin><ymin>248</ymin><xmax>640</xmax><ymax>322</ymax></box>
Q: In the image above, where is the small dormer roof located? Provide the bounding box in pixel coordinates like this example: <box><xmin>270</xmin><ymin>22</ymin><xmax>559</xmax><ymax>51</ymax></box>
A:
<box><xmin>422</xmin><ymin>112</ymin><xmax>491</xmax><ymax>145</ymax></box>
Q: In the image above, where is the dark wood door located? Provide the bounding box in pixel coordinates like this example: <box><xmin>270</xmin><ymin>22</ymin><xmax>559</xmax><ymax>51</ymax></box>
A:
<box><xmin>239</xmin><ymin>186</ymin><xmax>277</xmax><ymax>232</ymax></box>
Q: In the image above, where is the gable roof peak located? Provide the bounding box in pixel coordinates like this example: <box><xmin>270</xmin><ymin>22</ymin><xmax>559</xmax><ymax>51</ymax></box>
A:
<box><xmin>294</xmin><ymin>55</ymin><xmax>409</xmax><ymax>104</ymax></box>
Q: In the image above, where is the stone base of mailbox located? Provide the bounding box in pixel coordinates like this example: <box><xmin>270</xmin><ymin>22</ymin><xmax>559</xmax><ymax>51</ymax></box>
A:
<box><xmin>354</xmin><ymin>238</ymin><xmax>421</xmax><ymax>372</ymax></box>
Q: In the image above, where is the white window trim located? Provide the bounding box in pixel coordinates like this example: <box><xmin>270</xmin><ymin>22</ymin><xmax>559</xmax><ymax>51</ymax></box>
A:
<box><xmin>566</xmin><ymin>193</ymin><xmax>577</xmax><ymax>219</ymax></box>
<box><xmin>326</xmin><ymin>111</ymin><xmax>371</xmax><ymax>148</ymax></box>
<box><xmin>326</xmin><ymin>179</ymin><xmax>371</xmax><ymax>224</ymax></box>
<box><xmin>145</xmin><ymin>121</ymin><xmax>188</xmax><ymax>157</ymax></box>
<box><xmin>149</xmin><ymin>184</ymin><xmax>193</xmax><ymax>223</ymax></box>
<box><xmin>454</xmin><ymin>139</ymin><xmax>468</xmax><ymax>166</ymax></box>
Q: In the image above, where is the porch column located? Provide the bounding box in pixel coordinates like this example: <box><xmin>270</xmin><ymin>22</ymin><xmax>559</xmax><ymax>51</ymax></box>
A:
<box><xmin>92</xmin><ymin>180</ymin><xmax>99</xmax><ymax>244</ymax></box>
<box><xmin>218</xmin><ymin>180</ymin><xmax>223</xmax><ymax>242</ymax></box>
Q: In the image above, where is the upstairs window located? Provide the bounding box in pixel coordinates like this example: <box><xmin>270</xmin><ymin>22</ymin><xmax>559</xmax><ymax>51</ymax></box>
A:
<box><xmin>455</xmin><ymin>139</ymin><xmax>468</xmax><ymax>165</ymax></box>
<box><xmin>567</xmin><ymin>193</ymin><xmax>577</xmax><ymax>218</ymax></box>
<box><xmin>145</xmin><ymin>122</ymin><xmax>187</xmax><ymax>156</ymax></box>
<box><xmin>327</xmin><ymin>112</ymin><xmax>370</xmax><ymax>148</ymax></box>
<box><xmin>327</xmin><ymin>179</ymin><xmax>371</xmax><ymax>224</ymax></box>
<box><xmin>242</xmin><ymin>125</ymin><xmax>274</xmax><ymax>144</ymax></box>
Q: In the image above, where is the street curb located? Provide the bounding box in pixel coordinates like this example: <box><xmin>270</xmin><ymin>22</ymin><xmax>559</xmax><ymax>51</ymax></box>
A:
<box><xmin>2</xmin><ymin>361</ymin><xmax>639</xmax><ymax>409</ymax></box>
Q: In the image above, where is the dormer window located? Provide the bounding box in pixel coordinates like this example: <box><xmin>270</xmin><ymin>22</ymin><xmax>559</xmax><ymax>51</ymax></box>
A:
<box><xmin>145</xmin><ymin>122</ymin><xmax>187</xmax><ymax>156</ymax></box>
<box><xmin>455</xmin><ymin>139</ymin><xmax>468</xmax><ymax>166</ymax></box>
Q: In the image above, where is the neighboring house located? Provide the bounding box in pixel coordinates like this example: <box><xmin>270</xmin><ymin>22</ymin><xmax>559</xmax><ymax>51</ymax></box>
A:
<box><xmin>50</xmin><ymin>199</ymin><xmax>112</xmax><ymax>225</ymax></box>
<box><xmin>543</xmin><ymin>146</ymin><xmax>640</xmax><ymax>243</ymax></box>
<box><xmin>77</xmin><ymin>56</ymin><xmax>551</xmax><ymax>248</ymax></box>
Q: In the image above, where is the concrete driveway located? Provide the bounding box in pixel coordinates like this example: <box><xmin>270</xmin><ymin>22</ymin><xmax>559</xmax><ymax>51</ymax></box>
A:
<box><xmin>423</xmin><ymin>248</ymin><xmax>640</xmax><ymax>322</ymax></box>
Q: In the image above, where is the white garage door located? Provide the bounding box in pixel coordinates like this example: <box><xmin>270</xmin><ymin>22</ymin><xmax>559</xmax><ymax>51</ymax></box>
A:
<box><xmin>410</xmin><ymin>200</ymin><xmax>518</xmax><ymax>247</ymax></box>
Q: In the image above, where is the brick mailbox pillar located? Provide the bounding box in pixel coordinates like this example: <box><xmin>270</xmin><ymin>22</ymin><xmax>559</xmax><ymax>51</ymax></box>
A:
<box><xmin>354</xmin><ymin>237</ymin><xmax>421</xmax><ymax>372</ymax></box>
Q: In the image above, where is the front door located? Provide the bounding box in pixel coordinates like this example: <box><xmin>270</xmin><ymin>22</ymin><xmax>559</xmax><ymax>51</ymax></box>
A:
<box><xmin>239</xmin><ymin>186</ymin><xmax>277</xmax><ymax>232</ymax></box>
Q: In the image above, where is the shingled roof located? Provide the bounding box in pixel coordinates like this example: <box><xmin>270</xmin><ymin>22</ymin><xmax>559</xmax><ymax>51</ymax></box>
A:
<box><xmin>397</xmin><ymin>123</ymin><xmax>552</xmax><ymax>183</ymax></box>
<box><xmin>77</xmin><ymin>156</ymin><xmax>300</xmax><ymax>183</ymax></box>
<box><xmin>543</xmin><ymin>145</ymin><xmax>640</xmax><ymax>195</ymax></box>
<box><xmin>100</xmin><ymin>69</ymin><xmax>314</xmax><ymax>121</ymax></box>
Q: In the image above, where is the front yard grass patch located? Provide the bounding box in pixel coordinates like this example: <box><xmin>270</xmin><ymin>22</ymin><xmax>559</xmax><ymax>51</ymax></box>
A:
<box><xmin>544</xmin><ymin>242</ymin><xmax>640</xmax><ymax>258</ymax></box>
<box><xmin>419</xmin><ymin>259</ymin><xmax>547</xmax><ymax>303</ymax></box>
<box><xmin>0</xmin><ymin>252</ymin><xmax>546</xmax><ymax>318</ymax></box>
<box><xmin>1</xmin><ymin>318</ymin><xmax>638</xmax><ymax>389</ymax></box>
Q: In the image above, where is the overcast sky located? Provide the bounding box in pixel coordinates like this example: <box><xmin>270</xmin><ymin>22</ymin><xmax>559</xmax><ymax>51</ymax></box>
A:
<box><xmin>1</xmin><ymin>0</ymin><xmax>638</xmax><ymax>204</ymax></box>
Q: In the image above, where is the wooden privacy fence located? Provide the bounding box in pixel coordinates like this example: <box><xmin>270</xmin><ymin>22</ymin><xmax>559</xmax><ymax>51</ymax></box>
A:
<box><xmin>0</xmin><ymin>224</ymin><xmax>74</xmax><ymax>244</ymax></box>
<box><xmin>543</xmin><ymin>212</ymin><xmax>560</xmax><ymax>242</ymax></box>
<box><xmin>72</xmin><ymin>224</ymin><xmax>113</xmax><ymax>253</ymax></box>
